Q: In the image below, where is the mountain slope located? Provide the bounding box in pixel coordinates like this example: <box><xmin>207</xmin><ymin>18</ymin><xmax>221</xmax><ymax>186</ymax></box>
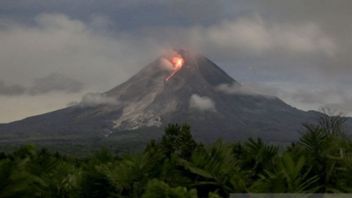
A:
<box><xmin>0</xmin><ymin>50</ymin><xmax>348</xmax><ymax>147</ymax></box>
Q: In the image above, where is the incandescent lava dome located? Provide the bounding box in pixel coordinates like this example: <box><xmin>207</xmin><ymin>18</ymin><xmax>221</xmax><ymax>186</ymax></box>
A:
<box><xmin>165</xmin><ymin>53</ymin><xmax>185</xmax><ymax>81</ymax></box>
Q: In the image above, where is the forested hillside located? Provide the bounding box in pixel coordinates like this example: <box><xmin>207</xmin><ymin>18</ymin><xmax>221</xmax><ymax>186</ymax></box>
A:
<box><xmin>0</xmin><ymin>114</ymin><xmax>351</xmax><ymax>197</ymax></box>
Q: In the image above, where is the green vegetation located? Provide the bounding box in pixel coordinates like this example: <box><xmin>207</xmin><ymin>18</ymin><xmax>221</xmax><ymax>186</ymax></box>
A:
<box><xmin>0</xmin><ymin>114</ymin><xmax>352</xmax><ymax>197</ymax></box>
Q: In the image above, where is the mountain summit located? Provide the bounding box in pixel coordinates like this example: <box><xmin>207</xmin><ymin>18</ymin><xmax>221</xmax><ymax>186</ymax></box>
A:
<box><xmin>0</xmin><ymin>50</ymin><xmax>341</xmax><ymax>149</ymax></box>
<box><xmin>104</xmin><ymin>49</ymin><xmax>239</xmax><ymax>132</ymax></box>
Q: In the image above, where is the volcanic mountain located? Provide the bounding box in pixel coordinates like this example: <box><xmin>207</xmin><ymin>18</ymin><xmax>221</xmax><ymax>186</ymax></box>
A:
<box><xmin>0</xmin><ymin>50</ymin><xmax>350</xmax><ymax>150</ymax></box>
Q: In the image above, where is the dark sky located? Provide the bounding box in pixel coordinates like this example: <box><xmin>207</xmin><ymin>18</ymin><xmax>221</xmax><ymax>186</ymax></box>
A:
<box><xmin>0</xmin><ymin>0</ymin><xmax>351</xmax><ymax>122</ymax></box>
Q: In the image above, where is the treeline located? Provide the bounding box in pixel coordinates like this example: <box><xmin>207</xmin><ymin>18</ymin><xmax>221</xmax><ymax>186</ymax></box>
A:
<box><xmin>1</xmin><ymin>115</ymin><xmax>352</xmax><ymax>197</ymax></box>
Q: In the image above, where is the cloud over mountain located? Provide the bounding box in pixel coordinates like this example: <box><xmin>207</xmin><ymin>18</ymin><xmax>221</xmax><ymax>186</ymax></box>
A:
<box><xmin>79</xmin><ymin>93</ymin><xmax>118</xmax><ymax>107</ymax></box>
<box><xmin>0</xmin><ymin>73</ymin><xmax>83</xmax><ymax>96</ymax></box>
<box><xmin>0</xmin><ymin>0</ymin><xmax>352</xmax><ymax>122</ymax></box>
<box><xmin>216</xmin><ymin>83</ymin><xmax>277</xmax><ymax>97</ymax></box>
<box><xmin>189</xmin><ymin>94</ymin><xmax>216</xmax><ymax>112</ymax></box>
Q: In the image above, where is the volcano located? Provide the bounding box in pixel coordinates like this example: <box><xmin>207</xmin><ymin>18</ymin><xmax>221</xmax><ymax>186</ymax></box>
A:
<box><xmin>0</xmin><ymin>50</ymin><xmax>350</xmax><ymax>150</ymax></box>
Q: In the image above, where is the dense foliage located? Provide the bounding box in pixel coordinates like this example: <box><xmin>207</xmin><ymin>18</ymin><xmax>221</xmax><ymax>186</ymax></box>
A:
<box><xmin>0</xmin><ymin>115</ymin><xmax>352</xmax><ymax>197</ymax></box>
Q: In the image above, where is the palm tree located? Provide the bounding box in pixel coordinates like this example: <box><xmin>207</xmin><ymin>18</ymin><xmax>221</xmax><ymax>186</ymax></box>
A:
<box><xmin>177</xmin><ymin>140</ymin><xmax>248</xmax><ymax>197</ymax></box>
<box><xmin>142</xmin><ymin>179</ymin><xmax>197</xmax><ymax>198</ymax></box>
<box><xmin>297</xmin><ymin>113</ymin><xmax>350</xmax><ymax>192</ymax></box>
<box><xmin>95</xmin><ymin>148</ymin><xmax>167</xmax><ymax>198</ymax></box>
<box><xmin>235</xmin><ymin>138</ymin><xmax>279</xmax><ymax>179</ymax></box>
<box><xmin>250</xmin><ymin>153</ymin><xmax>319</xmax><ymax>193</ymax></box>
<box><xmin>0</xmin><ymin>147</ymin><xmax>47</xmax><ymax>197</ymax></box>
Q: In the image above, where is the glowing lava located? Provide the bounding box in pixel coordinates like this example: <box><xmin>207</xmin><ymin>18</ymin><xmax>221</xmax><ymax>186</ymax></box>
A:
<box><xmin>165</xmin><ymin>54</ymin><xmax>184</xmax><ymax>81</ymax></box>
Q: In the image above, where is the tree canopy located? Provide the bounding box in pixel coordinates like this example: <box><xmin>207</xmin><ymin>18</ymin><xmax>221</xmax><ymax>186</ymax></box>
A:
<box><xmin>0</xmin><ymin>116</ymin><xmax>351</xmax><ymax>197</ymax></box>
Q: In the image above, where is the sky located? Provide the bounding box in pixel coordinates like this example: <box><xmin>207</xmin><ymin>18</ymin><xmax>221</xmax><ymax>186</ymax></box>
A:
<box><xmin>0</xmin><ymin>0</ymin><xmax>351</xmax><ymax>123</ymax></box>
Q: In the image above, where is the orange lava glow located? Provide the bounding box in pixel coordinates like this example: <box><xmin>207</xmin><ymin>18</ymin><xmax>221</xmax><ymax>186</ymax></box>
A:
<box><xmin>171</xmin><ymin>56</ymin><xmax>184</xmax><ymax>70</ymax></box>
<box><xmin>165</xmin><ymin>54</ymin><xmax>184</xmax><ymax>81</ymax></box>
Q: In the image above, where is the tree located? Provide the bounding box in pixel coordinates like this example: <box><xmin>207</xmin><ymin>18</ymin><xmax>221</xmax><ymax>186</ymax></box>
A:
<box><xmin>250</xmin><ymin>153</ymin><xmax>319</xmax><ymax>193</ymax></box>
<box><xmin>235</xmin><ymin>138</ymin><xmax>279</xmax><ymax>179</ymax></box>
<box><xmin>298</xmin><ymin>113</ymin><xmax>350</xmax><ymax>192</ymax></box>
<box><xmin>178</xmin><ymin>140</ymin><xmax>248</xmax><ymax>197</ymax></box>
<box><xmin>142</xmin><ymin>179</ymin><xmax>197</xmax><ymax>198</ymax></box>
<box><xmin>0</xmin><ymin>147</ymin><xmax>47</xmax><ymax>197</ymax></box>
<box><xmin>160</xmin><ymin>124</ymin><xmax>197</xmax><ymax>160</ymax></box>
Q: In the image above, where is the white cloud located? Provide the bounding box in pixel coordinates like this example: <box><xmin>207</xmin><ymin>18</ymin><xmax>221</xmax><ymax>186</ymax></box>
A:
<box><xmin>0</xmin><ymin>13</ymin><xmax>161</xmax><ymax>122</ymax></box>
<box><xmin>192</xmin><ymin>17</ymin><xmax>336</xmax><ymax>56</ymax></box>
<box><xmin>0</xmin><ymin>13</ymin><xmax>340</xmax><ymax>89</ymax></box>
<box><xmin>189</xmin><ymin>94</ymin><xmax>216</xmax><ymax>112</ymax></box>
<box><xmin>0</xmin><ymin>93</ymin><xmax>83</xmax><ymax>123</ymax></box>
<box><xmin>217</xmin><ymin>81</ymin><xmax>352</xmax><ymax>117</ymax></box>
<box><xmin>0</xmin><ymin>13</ymin><xmax>162</xmax><ymax>90</ymax></box>
<box><xmin>276</xmin><ymin>86</ymin><xmax>352</xmax><ymax>116</ymax></box>
<box><xmin>0</xmin><ymin>73</ymin><xmax>83</xmax><ymax>96</ymax></box>
<box><xmin>79</xmin><ymin>93</ymin><xmax>118</xmax><ymax>107</ymax></box>
<box><xmin>216</xmin><ymin>83</ymin><xmax>277</xmax><ymax>97</ymax></box>
<box><xmin>0</xmin><ymin>12</ymin><xmax>346</xmax><ymax>122</ymax></box>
